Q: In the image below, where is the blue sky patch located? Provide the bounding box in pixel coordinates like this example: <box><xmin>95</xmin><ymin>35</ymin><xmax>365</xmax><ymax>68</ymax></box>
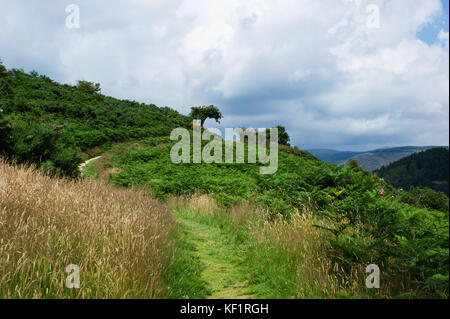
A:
<box><xmin>417</xmin><ymin>0</ymin><xmax>449</xmax><ymax>45</ymax></box>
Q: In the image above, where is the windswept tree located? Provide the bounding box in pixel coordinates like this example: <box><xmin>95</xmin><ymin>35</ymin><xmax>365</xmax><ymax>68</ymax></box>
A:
<box><xmin>275</xmin><ymin>125</ymin><xmax>290</xmax><ymax>146</ymax></box>
<box><xmin>262</xmin><ymin>125</ymin><xmax>290</xmax><ymax>146</ymax></box>
<box><xmin>189</xmin><ymin>105</ymin><xmax>223</xmax><ymax>127</ymax></box>
<box><xmin>77</xmin><ymin>80</ymin><xmax>101</xmax><ymax>94</ymax></box>
<box><xmin>239</xmin><ymin>125</ymin><xmax>291</xmax><ymax>146</ymax></box>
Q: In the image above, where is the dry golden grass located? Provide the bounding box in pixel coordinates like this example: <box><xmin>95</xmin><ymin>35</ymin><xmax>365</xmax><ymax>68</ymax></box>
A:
<box><xmin>0</xmin><ymin>161</ymin><xmax>174</xmax><ymax>298</ymax></box>
<box><xmin>167</xmin><ymin>194</ymin><xmax>219</xmax><ymax>215</ymax></box>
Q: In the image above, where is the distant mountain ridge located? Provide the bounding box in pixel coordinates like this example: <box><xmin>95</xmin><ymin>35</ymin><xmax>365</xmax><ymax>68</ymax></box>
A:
<box><xmin>306</xmin><ymin>149</ymin><xmax>364</xmax><ymax>165</ymax></box>
<box><xmin>308</xmin><ymin>146</ymin><xmax>449</xmax><ymax>171</ymax></box>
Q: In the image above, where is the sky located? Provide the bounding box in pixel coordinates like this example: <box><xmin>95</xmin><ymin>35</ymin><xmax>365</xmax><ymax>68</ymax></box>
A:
<box><xmin>0</xmin><ymin>0</ymin><xmax>448</xmax><ymax>151</ymax></box>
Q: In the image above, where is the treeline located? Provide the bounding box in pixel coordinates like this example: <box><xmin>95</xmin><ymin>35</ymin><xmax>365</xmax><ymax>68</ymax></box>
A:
<box><xmin>375</xmin><ymin>148</ymin><xmax>449</xmax><ymax>196</ymax></box>
<box><xmin>0</xmin><ymin>61</ymin><xmax>190</xmax><ymax>176</ymax></box>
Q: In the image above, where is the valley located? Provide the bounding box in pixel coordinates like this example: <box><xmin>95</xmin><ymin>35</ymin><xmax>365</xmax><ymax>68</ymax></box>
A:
<box><xmin>309</xmin><ymin>146</ymin><xmax>448</xmax><ymax>171</ymax></box>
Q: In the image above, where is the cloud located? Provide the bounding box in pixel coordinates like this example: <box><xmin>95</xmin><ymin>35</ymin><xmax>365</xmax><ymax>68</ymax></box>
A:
<box><xmin>438</xmin><ymin>29</ymin><xmax>449</xmax><ymax>49</ymax></box>
<box><xmin>0</xmin><ymin>0</ymin><xmax>448</xmax><ymax>150</ymax></box>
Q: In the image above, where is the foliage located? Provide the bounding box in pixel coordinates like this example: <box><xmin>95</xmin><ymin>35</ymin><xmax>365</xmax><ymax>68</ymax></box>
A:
<box><xmin>255</xmin><ymin>125</ymin><xmax>291</xmax><ymax>147</ymax></box>
<box><xmin>275</xmin><ymin>125</ymin><xmax>290</xmax><ymax>146</ymax></box>
<box><xmin>0</xmin><ymin>68</ymin><xmax>190</xmax><ymax>176</ymax></box>
<box><xmin>318</xmin><ymin>165</ymin><xmax>449</xmax><ymax>296</ymax></box>
<box><xmin>375</xmin><ymin>148</ymin><xmax>449</xmax><ymax>196</ymax></box>
<box><xmin>346</xmin><ymin>158</ymin><xmax>359</xmax><ymax>169</ymax></box>
<box><xmin>77</xmin><ymin>80</ymin><xmax>101</xmax><ymax>94</ymax></box>
<box><xmin>396</xmin><ymin>187</ymin><xmax>449</xmax><ymax>213</ymax></box>
<box><xmin>189</xmin><ymin>105</ymin><xmax>223</xmax><ymax>127</ymax></box>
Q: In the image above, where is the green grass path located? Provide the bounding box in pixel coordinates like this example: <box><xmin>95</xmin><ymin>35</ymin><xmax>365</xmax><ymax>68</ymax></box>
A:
<box><xmin>174</xmin><ymin>210</ymin><xmax>255</xmax><ymax>299</ymax></box>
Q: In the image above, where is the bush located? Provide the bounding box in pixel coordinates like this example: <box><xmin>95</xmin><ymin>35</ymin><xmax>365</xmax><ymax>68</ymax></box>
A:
<box><xmin>318</xmin><ymin>166</ymin><xmax>449</xmax><ymax>296</ymax></box>
<box><xmin>77</xmin><ymin>80</ymin><xmax>101</xmax><ymax>94</ymax></box>
<box><xmin>397</xmin><ymin>187</ymin><xmax>449</xmax><ymax>213</ymax></box>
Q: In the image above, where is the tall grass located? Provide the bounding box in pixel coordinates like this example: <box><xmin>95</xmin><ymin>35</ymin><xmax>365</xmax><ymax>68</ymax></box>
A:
<box><xmin>244</xmin><ymin>209</ymin><xmax>365</xmax><ymax>298</ymax></box>
<box><xmin>167</xmin><ymin>195</ymin><xmax>397</xmax><ymax>298</ymax></box>
<box><xmin>0</xmin><ymin>161</ymin><xmax>175</xmax><ymax>298</ymax></box>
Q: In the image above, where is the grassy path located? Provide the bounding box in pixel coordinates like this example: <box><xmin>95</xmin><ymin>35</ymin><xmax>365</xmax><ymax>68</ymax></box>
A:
<box><xmin>174</xmin><ymin>209</ymin><xmax>255</xmax><ymax>299</ymax></box>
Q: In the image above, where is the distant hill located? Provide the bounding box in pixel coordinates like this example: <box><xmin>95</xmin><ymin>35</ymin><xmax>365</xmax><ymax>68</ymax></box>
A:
<box><xmin>375</xmin><ymin>148</ymin><xmax>449</xmax><ymax>196</ymax></box>
<box><xmin>309</xmin><ymin>146</ymin><xmax>448</xmax><ymax>171</ymax></box>
<box><xmin>306</xmin><ymin>149</ymin><xmax>363</xmax><ymax>165</ymax></box>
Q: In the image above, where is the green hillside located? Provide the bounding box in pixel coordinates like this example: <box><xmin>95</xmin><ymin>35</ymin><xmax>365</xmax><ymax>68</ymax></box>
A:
<box><xmin>375</xmin><ymin>148</ymin><xmax>449</xmax><ymax>196</ymax></box>
<box><xmin>1</xmin><ymin>64</ymin><xmax>449</xmax><ymax>298</ymax></box>
<box><xmin>0</xmin><ymin>65</ymin><xmax>190</xmax><ymax>176</ymax></box>
<box><xmin>351</xmin><ymin>147</ymin><xmax>442</xmax><ymax>171</ymax></box>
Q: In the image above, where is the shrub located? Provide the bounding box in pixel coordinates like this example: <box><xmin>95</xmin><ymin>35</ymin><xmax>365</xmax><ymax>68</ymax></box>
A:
<box><xmin>77</xmin><ymin>80</ymin><xmax>101</xmax><ymax>94</ymax></box>
<box><xmin>397</xmin><ymin>187</ymin><xmax>449</xmax><ymax>213</ymax></box>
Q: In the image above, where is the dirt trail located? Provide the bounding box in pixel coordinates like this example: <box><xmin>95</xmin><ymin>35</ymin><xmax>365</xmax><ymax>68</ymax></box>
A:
<box><xmin>78</xmin><ymin>156</ymin><xmax>102</xmax><ymax>173</ymax></box>
<box><xmin>175</xmin><ymin>212</ymin><xmax>255</xmax><ymax>299</ymax></box>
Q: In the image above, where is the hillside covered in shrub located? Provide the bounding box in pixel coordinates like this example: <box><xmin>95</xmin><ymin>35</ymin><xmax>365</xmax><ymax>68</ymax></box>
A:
<box><xmin>0</xmin><ymin>62</ymin><xmax>190</xmax><ymax>176</ymax></box>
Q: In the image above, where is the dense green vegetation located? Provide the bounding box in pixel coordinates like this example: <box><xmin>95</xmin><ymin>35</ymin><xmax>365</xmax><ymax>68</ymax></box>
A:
<box><xmin>375</xmin><ymin>148</ymin><xmax>449</xmax><ymax>196</ymax></box>
<box><xmin>0</xmin><ymin>63</ymin><xmax>190</xmax><ymax>176</ymax></box>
